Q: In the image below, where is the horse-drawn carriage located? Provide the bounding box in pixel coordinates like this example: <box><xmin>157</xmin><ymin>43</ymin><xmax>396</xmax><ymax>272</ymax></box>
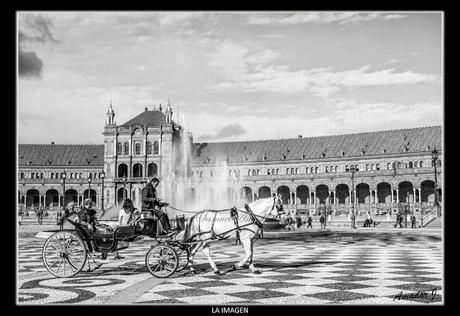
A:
<box><xmin>42</xmin><ymin>210</ymin><xmax>189</xmax><ymax>278</ymax></box>
<box><xmin>42</xmin><ymin>196</ymin><xmax>285</xmax><ymax>278</ymax></box>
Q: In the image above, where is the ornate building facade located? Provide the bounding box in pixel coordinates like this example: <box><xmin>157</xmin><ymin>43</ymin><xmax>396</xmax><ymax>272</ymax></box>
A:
<box><xmin>18</xmin><ymin>104</ymin><xmax>443</xmax><ymax>220</ymax></box>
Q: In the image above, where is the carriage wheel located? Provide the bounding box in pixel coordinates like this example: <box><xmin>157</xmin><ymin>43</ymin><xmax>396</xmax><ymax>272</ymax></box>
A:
<box><xmin>42</xmin><ymin>231</ymin><xmax>87</xmax><ymax>278</ymax></box>
<box><xmin>170</xmin><ymin>245</ymin><xmax>189</xmax><ymax>272</ymax></box>
<box><xmin>145</xmin><ymin>245</ymin><xmax>178</xmax><ymax>278</ymax></box>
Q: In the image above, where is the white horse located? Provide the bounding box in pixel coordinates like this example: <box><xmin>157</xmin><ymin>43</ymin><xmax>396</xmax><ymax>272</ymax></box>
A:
<box><xmin>182</xmin><ymin>195</ymin><xmax>284</xmax><ymax>275</ymax></box>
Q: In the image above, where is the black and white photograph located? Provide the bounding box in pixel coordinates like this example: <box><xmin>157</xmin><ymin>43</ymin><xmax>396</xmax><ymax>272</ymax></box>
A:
<box><xmin>16</xmin><ymin>11</ymin><xmax>443</xmax><ymax>306</ymax></box>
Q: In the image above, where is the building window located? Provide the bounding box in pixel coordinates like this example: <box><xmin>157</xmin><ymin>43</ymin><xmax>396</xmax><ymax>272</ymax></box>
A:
<box><xmin>325</xmin><ymin>166</ymin><xmax>329</xmax><ymax>173</ymax></box>
<box><xmin>123</xmin><ymin>142</ymin><xmax>129</xmax><ymax>155</ymax></box>
<box><xmin>267</xmin><ymin>169</ymin><xmax>271</xmax><ymax>175</ymax></box>
<box><xmin>286</xmin><ymin>168</ymin><xmax>290</xmax><ymax>175</ymax></box>
<box><xmin>117</xmin><ymin>142</ymin><xmax>122</xmax><ymax>155</ymax></box>
<box><xmin>276</xmin><ymin>168</ymin><xmax>279</xmax><ymax>175</ymax></box>
<box><xmin>420</xmin><ymin>161</ymin><xmax>424</xmax><ymax>168</ymax></box>
<box><xmin>50</xmin><ymin>173</ymin><xmax>54</xmax><ymax>179</ymax></box>
<box><xmin>414</xmin><ymin>161</ymin><xmax>418</xmax><ymax>168</ymax></box>
<box><xmin>376</xmin><ymin>163</ymin><xmax>380</xmax><ymax>170</ymax></box>
<box><xmin>315</xmin><ymin>167</ymin><xmax>318</xmax><ymax>173</ymax></box>
<box><xmin>135</xmin><ymin>142</ymin><xmax>141</xmax><ymax>155</ymax></box>
<box><xmin>153</xmin><ymin>141</ymin><xmax>159</xmax><ymax>155</ymax></box>
<box><xmin>146</xmin><ymin>142</ymin><xmax>152</xmax><ymax>155</ymax></box>
<box><xmin>409</xmin><ymin>161</ymin><xmax>413</xmax><ymax>168</ymax></box>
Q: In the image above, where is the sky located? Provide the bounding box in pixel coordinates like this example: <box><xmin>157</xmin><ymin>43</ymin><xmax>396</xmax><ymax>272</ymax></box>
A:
<box><xmin>17</xmin><ymin>11</ymin><xmax>443</xmax><ymax>144</ymax></box>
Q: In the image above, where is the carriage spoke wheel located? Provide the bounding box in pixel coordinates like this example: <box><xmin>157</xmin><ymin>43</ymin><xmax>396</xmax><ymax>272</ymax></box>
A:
<box><xmin>42</xmin><ymin>231</ymin><xmax>87</xmax><ymax>278</ymax></box>
<box><xmin>145</xmin><ymin>245</ymin><xmax>178</xmax><ymax>278</ymax></box>
<box><xmin>170</xmin><ymin>245</ymin><xmax>189</xmax><ymax>272</ymax></box>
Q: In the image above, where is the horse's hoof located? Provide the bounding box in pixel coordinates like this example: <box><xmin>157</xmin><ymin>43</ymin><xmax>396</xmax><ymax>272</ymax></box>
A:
<box><xmin>252</xmin><ymin>270</ymin><xmax>261</xmax><ymax>274</ymax></box>
<box><xmin>213</xmin><ymin>270</ymin><xmax>221</xmax><ymax>275</ymax></box>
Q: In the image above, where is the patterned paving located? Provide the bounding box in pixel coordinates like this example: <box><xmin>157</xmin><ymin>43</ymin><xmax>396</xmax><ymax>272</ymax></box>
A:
<box><xmin>17</xmin><ymin>231</ymin><xmax>443</xmax><ymax>305</ymax></box>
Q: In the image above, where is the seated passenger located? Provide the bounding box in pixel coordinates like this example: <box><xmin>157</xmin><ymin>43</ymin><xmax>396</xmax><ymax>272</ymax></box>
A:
<box><xmin>76</xmin><ymin>198</ymin><xmax>98</xmax><ymax>251</ymax></box>
<box><xmin>118</xmin><ymin>198</ymin><xmax>140</xmax><ymax>226</ymax></box>
<box><xmin>78</xmin><ymin>198</ymin><xmax>99</xmax><ymax>230</ymax></box>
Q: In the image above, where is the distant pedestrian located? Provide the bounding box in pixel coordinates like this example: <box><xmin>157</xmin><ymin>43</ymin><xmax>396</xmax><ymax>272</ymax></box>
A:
<box><xmin>394</xmin><ymin>213</ymin><xmax>400</xmax><ymax>228</ymax></box>
<box><xmin>55</xmin><ymin>210</ymin><xmax>61</xmax><ymax>225</ymax></box>
<box><xmin>18</xmin><ymin>209</ymin><xmax>24</xmax><ymax>225</ymax></box>
<box><xmin>320</xmin><ymin>214</ymin><xmax>326</xmax><ymax>229</ymax></box>
<box><xmin>307</xmin><ymin>215</ymin><xmax>313</xmax><ymax>228</ymax></box>
<box><xmin>296</xmin><ymin>214</ymin><xmax>302</xmax><ymax>228</ymax></box>
<box><xmin>37</xmin><ymin>209</ymin><xmax>43</xmax><ymax>225</ymax></box>
<box><xmin>411</xmin><ymin>215</ymin><xmax>416</xmax><ymax>228</ymax></box>
<box><xmin>398</xmin><ymin>214</ymin><xmax>404</xmax><ymax>228</ymax></box>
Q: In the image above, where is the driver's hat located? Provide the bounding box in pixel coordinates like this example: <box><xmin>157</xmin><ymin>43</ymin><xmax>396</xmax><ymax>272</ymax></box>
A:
<box><xmin>150</xmin><ymin>177</ymin><xmax>160</xmax><ymax>184</ymax></box>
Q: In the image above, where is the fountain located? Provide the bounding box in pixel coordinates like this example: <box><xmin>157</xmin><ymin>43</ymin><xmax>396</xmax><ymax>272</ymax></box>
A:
<box><xmin>164</xmin><ymin>117</ymin><xmax>246</xmax><ymax>218</ymax></box>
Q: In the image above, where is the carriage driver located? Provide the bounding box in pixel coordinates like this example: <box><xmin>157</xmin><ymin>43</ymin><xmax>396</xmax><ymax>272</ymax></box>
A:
<box><xmin>141</xmin><ymin>177</ymin><xmax>173</xmax><ymax>235</ymax></box>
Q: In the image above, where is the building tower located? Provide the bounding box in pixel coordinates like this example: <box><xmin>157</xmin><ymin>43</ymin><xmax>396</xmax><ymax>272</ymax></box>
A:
<box><xmin>102</xmin><ymin>101</ymin><xmax>191</xmax><ymax>210</ymax></box>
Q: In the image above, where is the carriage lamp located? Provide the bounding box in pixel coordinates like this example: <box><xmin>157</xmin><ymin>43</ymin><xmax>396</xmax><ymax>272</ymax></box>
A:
<box><xmin>101</xmin><ymin>171</ymin><xmax>105</xmax><ymax>211</ymax></box>
<box><xmin>431</xmin><ymin>148</ymin><xmax>440</xmax><ymax>216</ymax></box>
<box><xmin>349</xmin><ymin>165</ymin><xmax>357</xmax><ymax>229</ymax></box>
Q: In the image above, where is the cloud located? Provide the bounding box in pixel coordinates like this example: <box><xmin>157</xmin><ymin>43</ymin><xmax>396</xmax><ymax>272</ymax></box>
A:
<box><xmin>208</xmin><ymin>41</ymin><xmax>280</xmax><ymax>80</ymax></box>
<box><xmin>247</xmin><ymin>12</ymin><xmax>408</xmax><ymax>26</ymax></box>
<box><xmin>18</xmin><ymin>50</ymin><xmax>43</xmax><ymax>78</ymax></box>
<box><xmin>211</xmin><ymin>63</ymin><xmax>441</xmax><ymax>96</ymax></box>
<box><xmin>18</xmin><ymin>14</ymin><xmax>58</xmax><ymax>79</ymax></box>
<box><xmin>187</xmin><ymin>100</ymin><xmax>442</xmax><ymax>142</ymax></box>
<box><xmin>157</xmin><ymin>12</ymin><xmax>205</xmax><ymax>27</ymax></box>
<box><xmin>197</xmin><ymin>123</ymin><xmax>247</xmax><ymax>141</ymax></box>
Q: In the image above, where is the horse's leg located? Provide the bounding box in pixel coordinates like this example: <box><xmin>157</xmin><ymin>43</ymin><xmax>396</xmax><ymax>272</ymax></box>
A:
<box><xmin>186</xmin><ymin>242</ymin><xmax>203</xmax><ymax>274</ymax></box>
<box><xmin>233</xmin><ymin>235</ymin><xmax>253</xmax><ymax>271</ymax></box>
<box><xmin>202</xmin><ymin>242</ymin><xmax>220</xmax><ymax>275</ymax></box>
<box><xmin>247</xmin><ymin>238</ymin><xmax>260</xmax><ymax>274</ymax></box>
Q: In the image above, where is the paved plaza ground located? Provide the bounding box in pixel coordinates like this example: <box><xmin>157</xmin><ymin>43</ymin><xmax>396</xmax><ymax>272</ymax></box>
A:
<box><xmin>17</xmin><ymin>225</ymin><xmax>443</xmax><ymax>305</ymax></box>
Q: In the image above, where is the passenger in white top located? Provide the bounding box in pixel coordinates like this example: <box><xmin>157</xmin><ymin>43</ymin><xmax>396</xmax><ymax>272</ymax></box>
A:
<box><xmin>118</xmin><ymin>198</ymin><xmax>136</xmax><ymax>226</ymax></box>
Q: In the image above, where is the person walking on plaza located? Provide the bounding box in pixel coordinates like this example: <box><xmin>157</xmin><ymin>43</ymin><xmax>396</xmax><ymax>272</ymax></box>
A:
<box><xmin>394</xmin><ymin>212</ymin><xmax>400</xmax><ymax>228</ymax></box>
<box><xmin>18</xmin><ymin>209</ymin><xmax>24</xmax><ymax>226</ymax></box>
<box><xmin>411</xmin><ymin>214</ymin><xmax>417</xmax><ymax>228</ymax></box>
<box><xmin>37</xmin><ymin>208</ymin><xmax>43</xmax><ymax>225</ymax></box>
<box><xmin>296</xmin><ymin>213</ymin><xmax>302</xmax><ymax>229</ymax></box>
<box><xmin>307</xmin><ymin>215</ymin><xmax>313</xmax><ymax>228</ymax></box>
<box><xmin>320</xmin><ymin>214</ymin><xmax>326</xmax><ymax>229</ymax></box>
<box><xmin>398</xmin><ymin>213</ymin><xmax>404</xmax><ymax>228</ymax></box>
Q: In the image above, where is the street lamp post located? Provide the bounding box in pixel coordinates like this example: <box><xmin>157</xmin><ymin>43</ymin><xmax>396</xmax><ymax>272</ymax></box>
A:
<box><xmin>350</xmin><ymin>165</ymin><xmax>357</xmax><ymax>229</ymax></box>
<box><xmin>87</xmin><ymin>174</ymin><xmax>92</xmax><ymax>202</ymax></box>
<box><xmin>123</xmin><ymin>176</ymin><xmax>127</xmax><ymax>201</ymax></box>
<box><xmin>432</xmin><ymin>149</ymin><xmax>441</xmax><ymax>216</ymax></box>
<box><xmin>101</xmin><ymin>171</ymin><xmax>105</xmax><ymax>211</ymax></box>
<box><xmin>61</xmin><ymin>171</ymin><xmax>66</xmax><ymax>207</ymax></box>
